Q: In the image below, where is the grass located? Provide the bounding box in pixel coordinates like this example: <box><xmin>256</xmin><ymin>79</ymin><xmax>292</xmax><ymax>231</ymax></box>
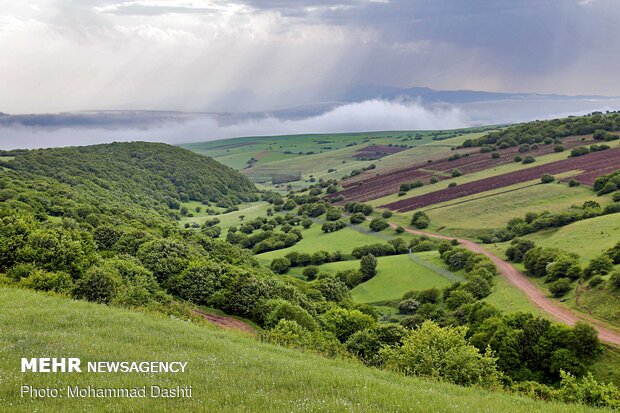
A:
<box><xmin>424</xmin><ymin>180</ymin><xmax>611</xmax><ymax>232</ymax></box>
<box><xmin>368</xmin><ymin>149</ymin><xmax>585</xmax><ymax>208</ymax></box>
<box><xmin>483</xmin><ymin>274</ymin><xmax>546</xmax><ymax>317</ymax></box>
<box><xmin>0</xmin><ymin>288</ymin><xmax>599</xmax><ymax>413</ymax></box>
<box><xmin>180</xmin><ymin>201</ymin><xmax>270</xmax><ymax>230</ymax></box>
<box><xmin>256</xmin><ymin>225</ymin><xmax>388</xmax><ymax>264</ymax></box>
<box><xmin>351</xmin><ymin>252</ymin><xmax>453</xmax><ymax>303</ymax></box>
<box><xmin>516</xmin><ymin>213</ymin><xmax>620</xmax><ymax>264</ymax></box>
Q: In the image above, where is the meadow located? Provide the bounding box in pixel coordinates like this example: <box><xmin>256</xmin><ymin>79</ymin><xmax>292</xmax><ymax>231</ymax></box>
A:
<box><xmin>0</xmin><ymin>288</ymin><xmax>600</xmax><ymax>413</ymax></box>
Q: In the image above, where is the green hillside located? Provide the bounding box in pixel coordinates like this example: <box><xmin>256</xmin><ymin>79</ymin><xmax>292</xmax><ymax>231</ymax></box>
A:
<box><xmin>0</xmin><ymin>142</ymin><xmax>257</xmax><ymax>227</ymax></box>
<box><xmin>0</xmin><ymin>287</ymin><xmax>599</xmax><ymax>413</ymax></box>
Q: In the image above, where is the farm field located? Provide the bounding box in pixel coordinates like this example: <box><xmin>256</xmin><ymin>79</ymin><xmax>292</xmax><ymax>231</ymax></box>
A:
<box><xmin>381</xmin><ymin>146</ymin><xmax>620</xmax><ymax>212</ymax></box>
<box><xmin>180</xmin><ymin>201</ymin><xmax>270</xmax><ymax>230</ymax></box>
<box><xmin>184</xmin><ymin>128</ymin><xmax>497</xmax><ymax>190</ymax></box>
<box><xmin>3</xmin><ymin>288</ymin><xmax>593</xmax><ymax>413</ymax></box>
<box><xmin>350</xmin><ymin>253</ymin><xmax>455</xmax><ymax>303</ymax></box>
<box><xmin>491</xmin><ymin>213</ymin><xmax>620</xmax><ymax>265</ymax></box>
<box><xmin>332</xmin><ymin>135</ymin><xmax>601</xmax><ymax>203</ymax></box>
<box><xmin>256</xmin><ymin>225</ymin><xmax>388</xmax><ymax>264</ymax></box>
<box><xmin>421</xmin><ymin>179</ymin><xmax>613</xmax><ymax>233</ymax></box>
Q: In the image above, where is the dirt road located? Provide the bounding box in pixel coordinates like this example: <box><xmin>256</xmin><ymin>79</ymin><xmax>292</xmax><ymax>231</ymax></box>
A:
<box><xmin>392</xmin><ymin>223</ymin><xmax>620</xmax><ymax>346</ymax></box>
<box><xmin>192</xmin><ymin>309</ymin><xmax>256</xmax><ymax>335</ymax></box>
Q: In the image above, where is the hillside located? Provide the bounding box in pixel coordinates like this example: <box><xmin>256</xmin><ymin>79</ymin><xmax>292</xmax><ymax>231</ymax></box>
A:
<box><xmin>0</xmin><ymin>142</ymin><xmax>257</xmax><ymax>227</ymax></box>
<box><xmin>0</xmin><ymin>288</ymin><xmax>599</xmax><ymax>413</ymax></box>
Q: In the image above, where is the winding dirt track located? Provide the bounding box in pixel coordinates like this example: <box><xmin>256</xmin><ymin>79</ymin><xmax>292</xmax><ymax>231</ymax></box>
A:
<box><xmin>192</xmin><ymin>309</ymin><xmax>256</xmax><ymax>335</ymax></box>
<box><xmin>391</xmin><ymin>223</ymin><xmax>620</xmax><ymax>346</ymax></box>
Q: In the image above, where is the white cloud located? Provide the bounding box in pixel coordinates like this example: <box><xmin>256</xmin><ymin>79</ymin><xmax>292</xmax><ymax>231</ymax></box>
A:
<box><xmin>0</xmin><ymin>100</ymin><xmax>468</xmax><ymax>149</ymax></box>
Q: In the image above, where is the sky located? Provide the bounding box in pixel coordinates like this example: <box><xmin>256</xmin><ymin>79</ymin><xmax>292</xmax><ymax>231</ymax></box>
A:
<box><xmin>1</xmin><ymin>0</ymin><xmax>619</xmax><ymax>148</ymax></box>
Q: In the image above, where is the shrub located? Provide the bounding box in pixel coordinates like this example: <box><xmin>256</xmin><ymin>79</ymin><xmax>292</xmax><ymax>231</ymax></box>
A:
<box><xmin>379</xmin><ymin>320</ymin><xmax>500</xmax><ymax>388</ymax></box>
<box><xmin>548</xmin><ymin>278</ymin><xmax>571</xmax><ymax>297</ymax></box>
<box><xmin>540</xmin><ymin>174</ymin><xmax>555</xmax><ymax>184</ymax></box>
<box><xmin>264</xmin><ymin>300</ymin><xmax>317</xmax><ymax>331</ymax></box>
<box><xmin>270</xmin><ymin>257</ymin><xmax>291</xmax><ymax>274</ymax></box>
<box><xmin>20</xmin><ymin>270</ymin><xmax>73</xmax><ymax>293</ymax></box>
<box><xmin>411</xmin><ymin>211</ymin><xmax>430</xmax><ymax>229</ymax></box>
<box><xmin>381</xmin><ymin>210</ymin><xmax>393</xmax><ymax>219</ymax></box>
<box><xmin>609</xmin><ymin>271</ymin><xmax>620</xmax><ymax>289</ymax></box>
<box><xmin>514</xmin><ymin>155</ymin><xmax>522</xmax><ymax>162</ymax></box>
<box><xmin>584</xmin><ymin>255</ymin><xmax>614</xmax><ymax>278</ymax></box>
<box><xmin>325</xmin><ymin>208</ymin><xmax>342</xmax><ymax>221</ymax></box>
<box><xmin>451</xmin><ymin>169</ymin><xmax>463</xmax><ymax>178</ymax></box>
<box><xmin>349</xmin><ymin>212</ymin><xmax>366</xmax><ymax>224</ymax></box>
<box><xmin>302</xmin><ymin>266</ymin><xmax>319</xmax><ymax>280</ymax></box>
<box><xmin>554</xmin><ymin>144</ymin><xmax>565</xmax><ymax>152</ymax></box>
<box><xmin>319</xmin><ymin>308</ymin><xmax>376</xmax><ymax>342</ymax></box>
<box><xmin>571</xmin><ymin>146</ymin><xmax>590</xmax><ymax>157</ymax></box>
<box><xmin>448</xmin><ymin>182</ymin><xmax>457</xmax><ymax>188</ymax></box>
<box><xmin>588</xmin><ymin>276</ymin><xmax>604</xmax><ymax>288</ymax></box>
<box><xmin>360</xmin><ymin>254</ymin><xmax>378</xmax><ymax>280</ymax></box>
<box><xmin>395</xmin><ymin>226</ymin><xmax>405</xmax><ymax>234</ymax></box>
<box><xmin>429</xmin><ymin>176</ymin><xmax>439</xmax><ymax>184</ymax></box>
<box><xmin>73</xmin><ymin>266</ymin><xmax>120</xmax><ymax>304</ymax></box>
<box><xmin>491</xmin><ymin>152</ymin><xmax>500</xmax><ymax>159</ymax></box>
<box><xmin>522</xmin><ymin>156</ymin><xmax>535</xmax><ymax>164</ymax></box>
<box><xmin>398</xmin><ymin>299</ymin><xmax>420</xmax><ymax>315</ymax></box>
<box><xmin>568</xmin><ymin>179</ymin><xmax>580</xmax><ymax>187</ymax></box>
<box><xmin>369</xmin><ymin>218</ymin><xmax>389</xmax><ymax>232</ymax></box>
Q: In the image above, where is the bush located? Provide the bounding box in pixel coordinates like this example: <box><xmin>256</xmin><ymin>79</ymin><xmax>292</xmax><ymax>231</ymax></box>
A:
<box><xmin>319</xmin><ymin>308</ymin><xmax>376</xmax><ymax>342</ymax></box>
<box><xmin>381</xmin><ymin>210</ymin><xmax>393</xmax><ymax>219</ymax></box>
<box><xmin>548</xmin><ymin>278</ymin><xmax>571</xmax><ymax>297</ymax></box>
<box><xmin>302</xmin><ymin>266</ymin><xmax>319</xmax><ymax>280</ymax></box>
<box><xmin>270</xmin><ymin>257</ymin><xmax>291</xmax><ymax>274</ymax></box>
<box><xmin>325</xmin><ymin>208</ymin><xmax>342</xmax><ymax>221</ymax></box>
<box><xmin>491</xmin><ymin>152</ymin><xmax>500</xmax><ymax>159</ymax></box>
<box><xmin>429</xmin><ymin>176</ymin><xmax>439</xmax><ymax>184</ymax></box>
<box><xmin>73</xmin><ymin>266</ymin><xmax>120</xmax><ymax>304</ymax></box>
<box><xmin>398</xmin><ymin>299</ymin><xmax>420</xmax><ymax>315</ymax></box>
<box><xmin>369</xmin><ymin>218</ymin><xmax>389</xmax><ymax>232</ymax></box>
<box><xmin>360</xmin><ymin>254</ymin><xmax>378</xmax><ymax>280</ymax></box>
<box><xmin>448</xmin><ymin>182</ymin><xmax>457</xmax><ymax>188</ymax></box>
<box><xmin>609</xmin><ymin>271</ymin><xmax>620</xmax><ymax>289</ymax></box>
<box><xmin>411</xmin><ymin>211</ymin><xmax>430</xmax><ymax>229</ymax></box>
<box><xmin>20</xmin><ymin>270</ymin><xmax>73</xmax><ymax>293</ymax></box>
<box><xmin>584</xmin><ymin>255</ymin><xmax>614</xmax><ymax>278</ymax></box>
<box><xmin>571</xmin><ymin>146</ymin><xmax>590</xmax><ymax>157</ymax></box>
<box><xmin>554</xmin><ymin>144</ymin><xmax>565</xmax><ymax>152</ymax></box>
<box><xmin>379</xmin><ymin>320</ymin><xmax>500</xmax><ymax>388</ymax></box>
<box><xmin>540</xmin><ymin>174</ymin><xmax>555</xmax><ymax>184</ymax></box>
<box><xmin>568</xmin><ymin>179</ymin><xmax>580</xmax><ymax>187</ymax></box>
<box><xmin>514</xmin><ymin>155</ymin><xmax>522</xmax><ymax>162</ymax></box>
<box><xmin>588</xmin><ymin>275</ymin><xmax>604</xmax><ymax>288</ymax></box>
<box><xmin>395</xmin><ymin>226</ymin><xmax>405</xmax><ymax>234</ymax></box>
<box><xmin>264</xmin><ymin>300</ymin><xmax>317</xmax><ymax>331</ymax></box>
<box><xmin>522</xmin><ymin>156</ymin><xmax>535</xmax><ymax>164</ymax></box>
<box><xmin>451</xmin><ymin>169</ymin><xmax>463</xmax><ymax>178</ymax></box>
<box><xmin>349</xmin><ymin>212</ymin><xmax>366</xmax><ymax>224</ymax></box>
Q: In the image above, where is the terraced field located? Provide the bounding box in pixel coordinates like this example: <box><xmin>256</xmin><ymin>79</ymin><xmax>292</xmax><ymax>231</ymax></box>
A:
<box><xmin>382</xmin><ymin>147</ymin><xmax>620</xmax><ymax>212</ymax></box>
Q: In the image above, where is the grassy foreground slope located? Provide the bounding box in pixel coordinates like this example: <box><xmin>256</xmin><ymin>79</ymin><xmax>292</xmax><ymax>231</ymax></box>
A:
<box><xmin>0</xmin><ymin>288</ymin><xmax>599</xmax><ymax>413</ymax></box>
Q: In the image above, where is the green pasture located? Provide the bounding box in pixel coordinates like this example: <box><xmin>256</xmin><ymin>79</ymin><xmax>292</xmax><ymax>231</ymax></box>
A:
<box><xmin>0</xmin><ymin>288</ymin><xmax>595</xmax><ymax>413</ymax></box>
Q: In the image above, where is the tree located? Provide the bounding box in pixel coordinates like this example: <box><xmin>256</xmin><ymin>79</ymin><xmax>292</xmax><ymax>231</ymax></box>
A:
<box><xmin>301</xmin><ymin>218</ymin><xmax>313</xmax><ymax>229</ymax></box>
<box><xmin>319</xmin><ymin>308</ymin><xmax>376</xmax><ymax>342</ymax></box>
<box><xmin>379</xmin><ymin>320</ymin><xmax>500</xmax><ymax>387</ymax></box>
<box><xmin>571</xmin><ymin>322</ymin><xmax>602</xmax><ymax>359</ymax></box>
<box><xmin>73</xmin><ymin>266</ymin><xmax>120</xmax><ymax>304</ymax></box>
<box><xmin>302</xmin><ymin>266</ymin><xmax>319</xmax><ymax>280</ymax></box>
<box><xmin>411</xmin><ymin>211</ymin><xmax>430</xmax><ymax>229</ymax></box>
<box><xmin>584</xmin><ymin>255</ymin><xmax>614</xmax><ymax>278</ymax></box>
<box><xmin>398</xmin><ymin>299</ymin><xmax>420</xmax><ymax>315</ymax></box>
<box><xmin>349</xmin><ymin>212</ymin><xmax>366</xmax><ymax>224</ymax></box>
<box><xmin>264</xmin><ymin>299</ymin><xmax>317</xmax><ymax>331</ymax></box>
<box><xmin>325</xmin><ymin>208</ymin><xmax>342</xmax><ymax>221</ymax></box>
<box><xmin>360</xmin><ymin>254</ymin><xmax>377</xmax><ymax>280</ymax></box>
<box><xmin>137</xmin><ymin>239</ymin><xmax>192</xmax><ymax>284</ymax></box>
<box><xmin>505</xmin><ymin>238</ymin><xmax>535</xmax><ymax>263</ymax></box>
<box><xmin>270</xmin><ymin>257</ymin><xmax>291</xmax><ymax>274</ymax></box>
<box><xmin>548</xmin><ymin>278</ymin><xmax>571</xmax><ymax>297</ymax></box>
<box><xmin>381</xmin><ymin>210</ymin><xmax>393</xmax><ymax>219</ymax></box>
<box><xmin>369</xmin><ymin>218</ymin><xmax>389</xmax><ymax>232</ymax></box>
<box><xmin>540</xmin><ymin>174</ymin><xmax>555</xmax><ymax>184</ymax></box>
